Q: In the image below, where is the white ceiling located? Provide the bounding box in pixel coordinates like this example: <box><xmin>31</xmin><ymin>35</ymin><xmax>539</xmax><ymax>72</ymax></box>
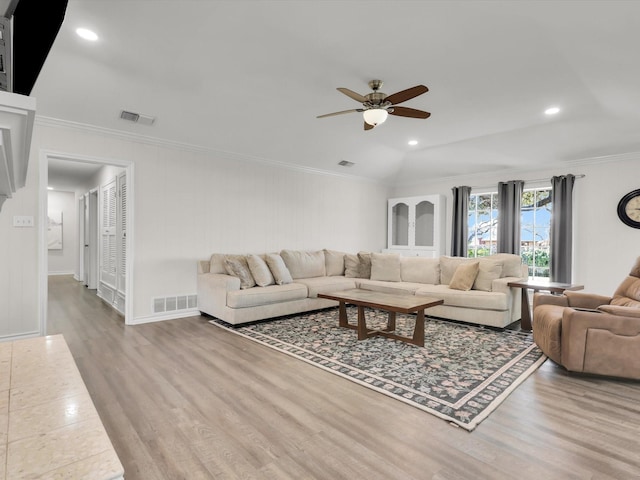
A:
<box><xmin>32</xmin><ymin>0</ymin><xmax>640</xmax><ymax>186</ymax></box>
<box><xmin>47</xmin><ymin>158</ymin><xmax>102</xmax><ymax>191</ymax></box>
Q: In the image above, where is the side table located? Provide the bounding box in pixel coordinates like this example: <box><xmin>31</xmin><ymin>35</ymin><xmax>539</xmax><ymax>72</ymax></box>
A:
<box><xmin>507</xmin><ymin>280</ymin><xmax>584</xmax><ymax>331</ymax></box>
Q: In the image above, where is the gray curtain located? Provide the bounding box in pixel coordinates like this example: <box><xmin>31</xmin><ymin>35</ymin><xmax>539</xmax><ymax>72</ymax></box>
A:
<box><xmin>451</xmin><ymin>186</ymin><xmax>471</xmax><ymax>256</ymax></box>
<box><xmin>497</xmin><ymin>180</ymin><xmax>524</xmax><ymax>254</ymax></box>
<box><xmin>550</xmin><ymin>174</ymin><xmax>576</xmax><ymax>283</ymax></box>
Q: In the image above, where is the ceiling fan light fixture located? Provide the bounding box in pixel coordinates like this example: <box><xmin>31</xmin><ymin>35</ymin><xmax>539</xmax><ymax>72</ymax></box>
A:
<box><xmin>363</xmin><ymin>108</ymin><xmax>388</xmax><ymax>126</ymax></box>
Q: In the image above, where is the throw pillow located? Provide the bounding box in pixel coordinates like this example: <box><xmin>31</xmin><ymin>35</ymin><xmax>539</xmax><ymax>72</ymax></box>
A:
<box><xmin>344</xmin><ymin>254</ymin><xmax>359</xmax><ymax>278</ymax></box>
<box><xmin>449</xmin><ymin>261</ymin><xmax>480</xmax><ymax>291</ymax></box>
<box><xmin>246</xmin><ymin>254</ymin><xmax>275</xmax><ymax>287</ymax></box>
<box><xmin>265</xmin><ymin>253</ymin><xmax>293</xmax><ymax>285</ymax></box>
<box><xmin>209</xmin><ymin>253</ymin><xmax>227</xmax><ymax>274</ymax></box>
<box><xmin>440</xmin><ymin>256</ymin><xmax>475</xmax><ymax>285</ymax></box>
<box><xmin>324</xmin><ymin>249</ymin><xmax>346</xmax><ymax>276</ymax></box>
<box><xmin>473</xmin><ymin>258</ymin><xmax>503</xmax><ymax>292</ymax></box>
<box><xmin>400</xmin><ymin>257</ymin><xmax>440</xmax><ymax>284</ymax></box>
<box><xmin>223</xmin><ymin>255</ymin><xmax>256</xmax><ymax>289</ymax></box>
<box><xmin>357</xmin><ymin>252</ymin><xmax>372</xmax><ymax>279</ymax></box>
<box><xmin>280</xmin><ymin>250</ymin><xmax>326</xmax><ymax>279</ymax></box>
<box><xmin>370</xmin><ymin>252</ymin><xmax>401</xmax><ymax>282</ymax></box>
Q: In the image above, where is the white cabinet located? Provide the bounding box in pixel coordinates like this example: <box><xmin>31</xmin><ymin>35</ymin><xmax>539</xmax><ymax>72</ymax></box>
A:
<box><xmin>384</xmin><ymin>194</ymin><xmax>445</xmax><ymax>257</ymax></box>
<box><xmin>0</xmin><ymin>91</ymin><xmax>36</xmax><ymax>211</ymax></box>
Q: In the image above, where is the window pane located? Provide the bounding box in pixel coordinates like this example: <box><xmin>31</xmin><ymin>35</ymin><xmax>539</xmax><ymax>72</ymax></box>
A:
<box><xmin>520</xmin><ymin>188</ymin><xmax>552</xmax><ymax>280</ymax></box>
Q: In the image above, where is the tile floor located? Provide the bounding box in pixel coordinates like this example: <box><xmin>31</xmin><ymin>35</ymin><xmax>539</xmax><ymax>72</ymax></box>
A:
<box><xmin>0</xmin><ymin>335</ymin><xmax>124</xmax><ymax>479</ymax></box>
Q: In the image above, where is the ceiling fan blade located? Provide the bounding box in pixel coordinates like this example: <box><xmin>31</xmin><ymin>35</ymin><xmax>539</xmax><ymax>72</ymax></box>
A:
<box><xmin>389</xmin><ymin>106</ymin><xmax>431</xmax><ymax>119</ymax></box>
<box><xmin>317</xmin><ymin>109</ymin><xmax>362</xmax><ymax>119</ymax></box>
<box><xmin>337</xmin><ymin>87</ymin><xmax>367</xmax><ymax>103</ymax></box>
<box><xmin>364</xmin><ymin>121</ymin><xmax>374</xmax><ymax>131</ymax></box>
<box><xmin>384</xmin><ymin>85</ymin><xmax>429</xmax><ymax>105</ymax></box>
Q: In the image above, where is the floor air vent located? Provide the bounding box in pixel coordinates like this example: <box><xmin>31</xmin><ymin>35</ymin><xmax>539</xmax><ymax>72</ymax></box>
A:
<box><xmin>153</xmin><ymin>295</ymin><xmax>197</xmax><ymax>313</ymax></box>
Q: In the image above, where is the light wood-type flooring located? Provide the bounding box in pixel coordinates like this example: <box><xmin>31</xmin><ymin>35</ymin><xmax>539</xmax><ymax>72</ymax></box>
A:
<box><xmin>47</xmin><ymin>275</ymin><xmax>640</xmax><ymax>480</ymax></box>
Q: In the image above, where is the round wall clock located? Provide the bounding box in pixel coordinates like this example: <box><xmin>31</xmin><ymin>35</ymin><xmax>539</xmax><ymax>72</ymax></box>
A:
<box><xmin>617</xmin><ymin>189</ymin><xmax>640</xmax><ymax>229</ymax></box>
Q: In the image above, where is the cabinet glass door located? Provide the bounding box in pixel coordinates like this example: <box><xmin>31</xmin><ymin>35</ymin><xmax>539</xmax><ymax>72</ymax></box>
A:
<box><xmin>391</xmin><ymin>202</ymin><xmax>409</xmax><ymax>246</ymax></box>
<box><xmin>414</xmin><ymin>200</ymin><xmax>434</xmax><ymax>247</ymax></box>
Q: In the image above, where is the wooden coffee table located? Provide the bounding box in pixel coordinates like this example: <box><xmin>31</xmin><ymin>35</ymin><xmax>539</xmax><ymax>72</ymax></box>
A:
<box><xmin>318</xmin><ymin>289</ymin><xmax>443</xmax><ymax>347</ymax></box>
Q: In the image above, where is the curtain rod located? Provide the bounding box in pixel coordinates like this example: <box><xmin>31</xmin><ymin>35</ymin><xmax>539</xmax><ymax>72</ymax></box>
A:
<box><xmin>470</xmin><ymin>173</ymin><xmax>585</xmax><ymax>191</ymax></box>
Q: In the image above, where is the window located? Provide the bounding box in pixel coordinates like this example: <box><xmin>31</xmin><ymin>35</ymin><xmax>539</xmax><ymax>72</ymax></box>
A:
<box><xmin>467</xmin><ymin>192</ymin><xmax>499</xmax><ymax>258</ymax></box>
<box><xmin>521</xmin><ymin>188</ymin><xmax>551</xmax><ymax>278</ymax></box>
<box><xmin>467</xmin><ymin>188</ymin><xmax>552</xmax><ymax>280</ymax></box>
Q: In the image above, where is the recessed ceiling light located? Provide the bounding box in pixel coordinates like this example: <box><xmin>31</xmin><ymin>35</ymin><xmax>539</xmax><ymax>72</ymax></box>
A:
<box><xmin>408</xmin><ymin>140</ymin><xmax>418</xmax><ymax>146</ymax></box>
<box><xmin>47</xmin><ymin>187</ymin><xmax>54</xmax><ymax>190</ymax></box>
<box><xmin>545</xmin><ymin>107</ymin><xmax>560</xmax><ymax>115</ymax></box>
<box><xmin>76</xmin><ymin>28</ymin><xmax>98</xmax><ymax>41</ymax></box>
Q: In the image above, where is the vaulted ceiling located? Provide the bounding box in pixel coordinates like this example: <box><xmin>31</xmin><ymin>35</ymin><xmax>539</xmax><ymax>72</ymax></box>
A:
<box><xmin>30</xmin><ymin>1</ymin><xmax>640</xmax><ymax>185</ymax></box>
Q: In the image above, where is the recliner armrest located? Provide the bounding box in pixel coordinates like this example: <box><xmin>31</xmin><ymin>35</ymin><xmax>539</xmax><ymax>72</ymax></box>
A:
<box><xmin>565</xmin><ymin>291</ymin><xmax>612</xmax><ymax>309</ymax></box>
<box><xmin>533</xmin><ymin>292</ymin><xmax>569</xmax><ymax>308</ymax></box>
<box><xmin>597</xmin><ymin>304</ymin><xmax>640</xmax><ymax>318</ymax></box>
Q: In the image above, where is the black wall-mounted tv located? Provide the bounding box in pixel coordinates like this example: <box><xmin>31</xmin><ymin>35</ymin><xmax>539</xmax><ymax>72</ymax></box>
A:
<box><xmin>1</xmin><ymin>0</ymin><xmax>68</xmax><ymax>95</ymax></box>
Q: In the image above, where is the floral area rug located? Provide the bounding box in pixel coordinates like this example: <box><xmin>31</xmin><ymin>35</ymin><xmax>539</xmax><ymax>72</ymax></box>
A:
<box><xmin>209</xmin><ymin>306</ymin><xmax>546</xmax><ymax>431</ymax></box>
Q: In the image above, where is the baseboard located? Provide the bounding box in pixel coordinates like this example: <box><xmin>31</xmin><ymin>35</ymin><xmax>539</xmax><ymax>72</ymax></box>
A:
<box><xmin>130</xmin><ymin>308</ymin><xmax>201</xmax><ymax>325</ymax></box>
<box><xmin>48</xmin><ymin>271</ymin><xmax>75</xmax><ymax>276</ymax></box>
<box><xmin>0</xmin><ymin>330</ymin><xmax>40</xmax><ymax>342</ymax></box>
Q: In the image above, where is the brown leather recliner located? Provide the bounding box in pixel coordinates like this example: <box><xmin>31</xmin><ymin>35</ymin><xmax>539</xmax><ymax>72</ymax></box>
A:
<box><xmin>533</xmin><ymin>257</ymin><xmax>640</xmax><ymax>380</ymax></box>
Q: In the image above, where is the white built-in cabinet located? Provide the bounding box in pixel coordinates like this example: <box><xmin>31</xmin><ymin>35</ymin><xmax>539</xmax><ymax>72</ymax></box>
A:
<box><xmin>383</xmin><ymin>194</ymin><xmax>446</xmax><ymax>257</ymax></box>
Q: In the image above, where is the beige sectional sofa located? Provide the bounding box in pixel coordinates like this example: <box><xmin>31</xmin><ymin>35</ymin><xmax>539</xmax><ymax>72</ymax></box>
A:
<box><xmin>197</xmin><ymin>249</ymin><xmax>528</xmax><ymax>328</ymax></box>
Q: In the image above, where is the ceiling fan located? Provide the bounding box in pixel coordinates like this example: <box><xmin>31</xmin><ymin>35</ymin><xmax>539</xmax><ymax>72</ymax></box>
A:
<box><xmin>317</xmin><ymin>79</ymin><xmax>430</xmax><ymax>131</ymax></box>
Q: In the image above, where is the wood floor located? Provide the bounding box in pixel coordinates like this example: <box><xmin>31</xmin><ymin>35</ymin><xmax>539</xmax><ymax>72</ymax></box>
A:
<box><xmin>47</xmin><ymin>275</ymin><xmax>640</xmax><ymax>480</ymax></box>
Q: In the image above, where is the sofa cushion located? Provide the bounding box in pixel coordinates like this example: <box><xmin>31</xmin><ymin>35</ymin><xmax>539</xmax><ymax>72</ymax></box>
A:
<box><xmin>440</xmin><ymin>256</ymin><xmax>475</xmax><ymax>285</ymax></box>
<box><xmin>227</xmin><ymin>283</ymin><xmax>308</xmax><ymax>308</ymax></box>
<box><xmin>473</xmin><ymin>258</ymin><xmax>503</xmax><ymax>292</ymax></box>
<box><xmin>295</xmin><ymin>276</ymin><xmax>357</xmax><ymax>298</ymax></box>
<box><xmin>400</xmin><ymin>257</ymin><xmax>440</xmax><ymax>284</ymax></box>
<box><xmin>449</xmin><ymin>261</ymin><xmax>480</xmax><ymax>291</ymax></box>
<box><xmin>370</xmin><ymin>253</ymin><xmax>401</xmax><ymax>282</ymax></box>
<box><xmin>416</xmin><ymin>284</ymin><xmax>509</xmax><ymax>310</ymax></box>
<box><xmin>324</xmin><ymin>249</ymin><xmax>346</xmax><ymax>276</ymax></box>
<box><xmin>489</xmin><ymin>253</ymin><xmax>524</xmax><ymax>278</ymax></box>
<box><xmin>265</xmin><ymin>253</ymin><xmax>293</xmax><ymax>285</ymax></box>
<box><xmin>358</xmin><ymin>279</ymin><xmax>425</xmax><ymax>295</ymax></box>
<box><xmin>281</xmin><ymin>250</ymin><xmax>326</xmax><ymax>279</ymax></box>
<box><xmin>224</xmin><ymin>255</ymin><xmax>256</xmax><ymax>289</ymax></box>
<box><xmin>246</xmin><ymin>254</ymin><xmax>275</xmax><ymax>287</ymax></box>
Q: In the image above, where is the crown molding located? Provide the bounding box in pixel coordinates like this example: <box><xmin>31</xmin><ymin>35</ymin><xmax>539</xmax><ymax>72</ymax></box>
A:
<box><xmin>391</xmin><ymin>151</ymin><xmax>640</xmax><ymax>189</ymax></box>
<box><xmin>34</xmin><ymin>115</ymin><xmax>385</xmax><ymax>185</ymax></box>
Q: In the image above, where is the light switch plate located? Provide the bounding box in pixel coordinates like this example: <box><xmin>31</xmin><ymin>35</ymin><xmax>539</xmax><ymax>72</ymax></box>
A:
<box><xmin>13</xmin><ymin>215</ymin><xmax>34</xmax><ymax>227</ymax></box>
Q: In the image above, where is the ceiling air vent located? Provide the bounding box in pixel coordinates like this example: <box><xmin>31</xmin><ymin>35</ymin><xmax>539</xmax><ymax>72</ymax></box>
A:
<box><xmin>120</xmin><ymin>110</ymin><xmax>155</xmax><ymax>126</ymax></box>
<box><xmin>338</xmin><ymin>160</ymin><xmax>355</xmax><ymax>167</ymax></box>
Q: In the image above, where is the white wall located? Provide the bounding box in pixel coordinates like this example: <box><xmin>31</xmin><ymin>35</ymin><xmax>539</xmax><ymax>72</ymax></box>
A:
<box><xmin>0</xmin><ymin>120</ymin><xmax>390</xmax><ymax>337</ymax></box>
<box><xmin>47</xmin><ymin>190</ymin><xmax>76</xmax><ymax>275</ymax></box>
<box><xmin>391</xmin><ymin>154</ymin><xmax>640</xmax><ymax>295</ymax></box>
<box><xmin>79</xmin><ymin>164</ymin><xmax>126</xmax><ymax>194</ymax></box>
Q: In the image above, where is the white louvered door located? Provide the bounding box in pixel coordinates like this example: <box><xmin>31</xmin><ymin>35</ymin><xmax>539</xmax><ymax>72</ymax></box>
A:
<box><xmin>116</xmin><ymin>171</ymin><xmax>127</xmax><ymax>293</ymax></box>
<box><xmin>100</xmin><ymin>178</ymin><xmax>117</xmax><ymax>289</ymax></box>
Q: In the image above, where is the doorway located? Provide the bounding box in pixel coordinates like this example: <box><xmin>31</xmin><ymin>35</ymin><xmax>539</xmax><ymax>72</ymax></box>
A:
<box><xmin>78</xmin><ymin>189</ymin><xmax>98</xmax><ymax>289</ymax></box>
<box><xmin>39</xmin><ymin>151</ymin><xmax>134</xmax><ymax>333</ymax></box>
